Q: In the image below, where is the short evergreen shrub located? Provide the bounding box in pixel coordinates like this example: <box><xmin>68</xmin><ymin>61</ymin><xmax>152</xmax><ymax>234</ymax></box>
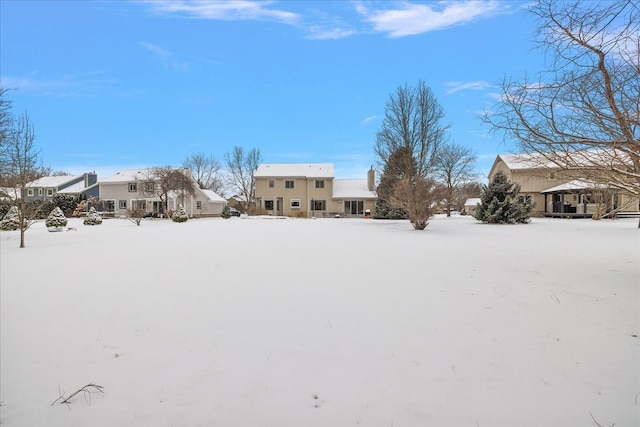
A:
<box><xmin>220</xmin><ymin>206</ymin><xmax>231</xmax><ymax>219</ymax></box>
<box><xmin>83</xmin><ymin>207</ymin><xmax>103</xmax><ymax>225</ymax></box>
<box><xmin>0</xmin><ymin>206</ymin><xmax>20</xmax><ymax>231</ymax></box>
<box><xmin>45</xmin><ymin>206</ymin><xmax>68</xmax><ymax>228</ymax></box>
<box><xmin>172</xmin><ymin>204</ymin><xmax>188</xmax><ymax>223</ymax></box>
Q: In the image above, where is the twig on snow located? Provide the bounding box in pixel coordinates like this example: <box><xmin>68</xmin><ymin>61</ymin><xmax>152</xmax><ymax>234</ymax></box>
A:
<box><xmin>51</xmin><ymin>383</ymin><xmax>104</xmax><ymax>406</ymax></box>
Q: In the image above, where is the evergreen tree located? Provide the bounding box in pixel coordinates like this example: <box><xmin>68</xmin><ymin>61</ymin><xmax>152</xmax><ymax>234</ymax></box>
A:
<box><xmin>475</xmin><ymin>171</ymin><xmax>534</xmax><ymax>224</ymax></box>
<box><xmin>220</xmin><ymin>205</ymin><xmax>231</xmax><ymax>219</ymax></box>
<box><xmin>172</xmin><ymin>204</ymin><xmax>188</xmax><ymax>223</ymax></box>
<box><xmin>45</xmin><ymin>206</ymin><xmax>68</xmax><ymax>228</ymax></box>
<box><xmin>83</xmin><ymin>207</ymin><xmax>103</xmax><ymax>225</ymax></box>
<box><xmin>374</xmin><ymin>146</ymin><xmax>415</xmax><ymax>219</ymax></box>
<box><xmin>0</xmin><ymin>206</ymin><xmax>20</xmax><ymax>230</ymax></box>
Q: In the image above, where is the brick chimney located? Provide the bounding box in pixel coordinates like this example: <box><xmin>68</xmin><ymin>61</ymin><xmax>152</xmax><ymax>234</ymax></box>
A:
<box><xmin>367</xmin><ymin>167</ymin><xmax>375</xmax><ymax>191</ymax></box>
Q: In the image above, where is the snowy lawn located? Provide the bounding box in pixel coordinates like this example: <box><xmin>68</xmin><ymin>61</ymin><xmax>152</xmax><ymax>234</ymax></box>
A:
<box><xmin>1</xmin><ymin>215</ymin><xmax>638</xmax><ymax>426</ymax></box>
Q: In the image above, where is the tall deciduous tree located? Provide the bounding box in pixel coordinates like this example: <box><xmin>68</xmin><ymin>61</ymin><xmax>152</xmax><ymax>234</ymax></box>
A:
<box><xmin>436</xmin><ymin>143</ymin><xmax>477</xmax><ymax>216</ymax></box>
<box><xmin>483</xmin><ymin>0</ymin><xmax>640</xmax><ymax>226</ymax></box>
<box><xmin>224</xmin><ymin>146</ymin><xmax>262</xmax><ymax>212</ymax></box>
<box><xmin>3</xmin><ymin>111</ymin><xmax>46</xmax><ymax>247</ymax></box>
<box><xmin>182</xmin><ymin>152</ymin><xmax>224</xmax><ymax>195</ymax></box>
<box><xmin>374</xmin><ymin>81</ymin><xmax>448</xmax><ymax>229</ymax></box>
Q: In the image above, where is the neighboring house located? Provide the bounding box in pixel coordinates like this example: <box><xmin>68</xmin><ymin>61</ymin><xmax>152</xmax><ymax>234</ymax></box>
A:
<box><xmin>489</xmin><ymin>153</ymin><xmax>639</xmax><ymax>216</ymax></box>
<box><xmin>24</xmin><ymin>173</ymin><xmax>99</xmax><ymax>201</ymax></box>
<box><xmin>98</xmin><ymin>169</ymin><xmax>226</xmax><ymax>218</ymax></box>
<box><xmin>254</xmin><ymin>163</ymin><xmax>377</xmax><ymax>217</ymax></box>
<box><xmin>461</xmin><ymin>198</ymin><xmax>481</xmax><ymax>217</ymax></box>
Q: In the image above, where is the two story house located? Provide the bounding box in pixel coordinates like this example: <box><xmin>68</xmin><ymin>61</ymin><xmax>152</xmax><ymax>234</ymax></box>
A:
<box><xmin>98</xmin><ymin>169</ymin><xmax>226</xmax><ymax>218</ymax></box>
<box><xmin>254</xmin><ymin>163</ymin><xmax>377</xmax><ymax>217</ymax></box>
<box><xmin>489</xmin><ymin>153</ymin><xmax>639</xmax><ymax>216</ymax></box>
<box><xmin>24</xmin><ymin>173</ymin><xmax>99</xmax><ymax>201</ymax></box>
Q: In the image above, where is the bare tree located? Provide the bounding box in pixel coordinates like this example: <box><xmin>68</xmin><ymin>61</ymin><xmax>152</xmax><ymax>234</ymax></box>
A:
<box><xmin>182</xmin><ymin>152</ymin><xmax>224</xmax><ymax>194</ymax></box>
<box><xmin>483</xmin><ymin>0</ymin><xmax>640</xmax><ymax>226</ymax></box>
<box><xmin>137</xmin><ymin>167</ymin><xmax>197</xmax><ymax>217</ymax></box>
<box><xmin>436</xmin><ymin>143</ymin><xmax>477</xmax><ymax>216</ymax></box>
<box><xmin>224</xmin><ymin>146</ymin><xmax>262</xmax><ymax>212</ymax></box>
<box><xmin>391</xmin><ymin>176</ymin><xmax>440</xmax><ymax>230</ymax></box>
<box><xmin>0</xmin><ymin>88</ymin><xmax>14</xmax><ymax>185</ymax></box>
<box><xmin>3</xmin><ymin>111</ymin><xmax>46</xmax><ymax>248</ymax></box>
<box><xmin>374</xmin><ymin>81</ymin><xmax>448</xmax><ymax>229</ymax></box>
<box><xmin>375</xmin><ymin>80</ymin><xmax>448</xmax><ymax>178</ymax></box>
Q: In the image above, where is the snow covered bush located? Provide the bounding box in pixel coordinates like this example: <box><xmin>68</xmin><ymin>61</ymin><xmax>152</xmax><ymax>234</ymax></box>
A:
<box><xmin>172</xmin><ymin>204</ymin><xmax>188</xmax><ymax>223</ymax></box>
<box><xmin>220</xmin><ymin>206</ymin><xmax>231</xmax><ymax>219</ymax></box>
<box><xmin>73</xmin><ymin>200</ymin><xmax>87</xmax><ymax>217</ymax></box>
<box><xmin>45</xmin><ymin>206</ymin><xmax>68</xmax><ymax>229</ymax></box>
<box><xmin>0</xmin><ymin>206</ymin><xmax>21</xmax><ymax>231</ymax></box>
<box><xmin>83</xmin><ymin>207</ymin><xmax>103</xmax><ymax>225</ymax></box>
<box><xmin>475</xmin><ymin>171</ymin><xmax>535</xmax><ymax>224</ymax></box>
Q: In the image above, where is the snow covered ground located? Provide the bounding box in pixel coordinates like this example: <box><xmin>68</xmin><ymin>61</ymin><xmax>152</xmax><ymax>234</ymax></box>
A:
<box><xmin>1</xmin><ymin>215</ymin><xmax>638</xmax><ymax>426</ymax></box>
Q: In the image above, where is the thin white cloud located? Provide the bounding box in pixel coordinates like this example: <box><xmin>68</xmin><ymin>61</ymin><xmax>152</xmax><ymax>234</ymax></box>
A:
<box><xmin>139</xmin><ymin>41</ymin><xmax>189</xmax><ymax>72</ymax></box>
<box><xmin>359</xmin><ymin>1</ymin><xmax>506</xmax><ymax>38</ymax></box>
<box><xmin>2</xmin><ymin>72</ymin><xmax>116</xmax><ymax>97</ymax></box>
<box><xmin>444</xmin><ymin>80</ymin><xmax>491</xmax><ymax>95</ymax></box>
<box><xmin>361</xmin><ymin>115</ymin><xmax>379</xmax><ymax>125</ymax></box>
<box><xmin>142</xmin><ymin>0</ymin><xmax>300</xmax><ymax>24</ymax></box>
<box><xmin>306</xmin><ymin>26</ymin><xmax>357</xmax><ymax>40</ymax></box>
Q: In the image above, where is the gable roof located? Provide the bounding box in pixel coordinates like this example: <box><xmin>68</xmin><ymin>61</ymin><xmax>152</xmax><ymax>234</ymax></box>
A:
<box><xmin>29</xmin><ymin>175</ymin><xmax>81</xmax><ymax>188</ymax></box>
<box><xmin>255</xmin><ymin>163</ymin><xmax>334</xmax><ymax>178</ymax></box>
<box><xmin>332</xmin><ymin>180</ymin><xmax>377</xmax><ymax>199</ymax></box>
<box><xmin>200</xmin><ymin>189</ymin><xmax>226</xmax><ymax>203</ymax></box>
<box><xmin>100</xmin><ymin>169</ymin><xmax>154</xmax><ymax>183</ymax></box>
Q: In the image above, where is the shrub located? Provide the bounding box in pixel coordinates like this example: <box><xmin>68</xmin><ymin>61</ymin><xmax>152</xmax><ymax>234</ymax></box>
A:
<box><xmin>172</xmin><ymin>204</ymin><xmax>188</xmax><ymax>223</ymax></box>
<box><xmin>0</xmin><ymin>206</ymin><xmax>20</xmax><ymax>231</ymax></box>
<box><xmin>221</xmin><ymin>206</ymin><xmax>231</xmax><ymax>219</ymax></box>
<box><xmin>45</xmin><ymin>206</ymin><xmax>68</xmax><ymax>228</ymax></box>
<box><xmin>83</xmin><ymin>207</ymin><xmax>103</xmax><ymax>225</ymax></box>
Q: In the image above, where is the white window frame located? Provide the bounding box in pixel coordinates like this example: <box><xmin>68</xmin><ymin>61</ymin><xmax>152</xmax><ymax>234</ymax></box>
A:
<box><xmin>128</xmin><ymin>183</ymin><xmax>137</xmax><ymax>192</ymax></box>
<box><xmin>285</xmin><ymin>180</ymin><xmax>295</xmax><ymax>189</ymax></box>
<box><xmin>290</xmin><ymin>199</ymin><xmax>301</xmax><ymax>209</ymax></box>
<box><xmin>268</xmin><ymin>179</ymin><xmax>275</xmax><ymax>188</ymax></box>
<box><xmin>47</xmin><ymin>188</ymin><xmax>54</xmax><ymax>196</ymax></box>
<box><xmin>315</xmin><ymin>180</ymin><xmax>325</xmax><ymax>189</ymax></box>
<box><xmin>27</xmin><ymin>189</ymin><xmax>34</xmax><ymax>196</ymax></box>
<box><xmin>38</xmin><ymin>189</ymin><xmax>43</xmax><ymax>196</ymax></box>
<box><xmin>196</xmin><ymin>201</ymin><xmax>202</xmax><ymax>209</ymax></box>
<box><xmin>119</xmin><ymin>200</ymin><xmax>127</xmax><ymax>209</ymax></box>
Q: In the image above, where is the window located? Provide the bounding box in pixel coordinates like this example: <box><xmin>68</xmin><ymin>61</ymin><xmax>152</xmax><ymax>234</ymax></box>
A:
<box><xmin>264</xmin><ymin>200</ymin><xmax>274</xmax><ymax>210</ymax></box>
<box><xmin>344</xmin><ymin>200</ymin><xmax>364</xmax><ymax>215</ymax></box>
<box><xmin>285</xmin><ymin>180</ymin><xmax>295</xmax><ymax>189</ymax></box>
<box><xmin>315</xmin><ymin>180</ymin><xmax>325</xmax><ymax>189</ymax></box>
<box><xmin>196</xmin><ymin>201</ymin><xmax>202</xmax><ymax>209</ymax></box>
<box><xmin>268</xmin><ymin>180</ymin><xmax>275</xmax><ymax>188</ymax></box>
<box><xmin>549</xmin><ymin>172</ymin><xmax>556</xmax><ymax>180</ymax></box>
<box><xmin>38</xmin><ymin>189</ymin><xmax>43</xmax><ymax>196</ymax></box>
<box><xmin>311</xmin><ymin>200</ymin><xmax>326</xmax><ymax>211</ymax></box>
<box><xmin>119</xmin><ymin>200</ymin><xmax>127</xmax><ymax>209</ymax></box>
<box><xmin>132</xmin><ymin>200</ymin><xmax>146</xmax><ymax>211</ymax></box>
<box><xmin>128</xmin><ymin>183</ymin><xmax>137</xmax><ymax>192</ymax></box>
<box><xmin>27</xmin><ymin>189</ymin><xmax>34</xmax><ymax>196</ymax></box>
<box><xmin>290</xmin><ymin>199</ymin><xmax>301</xmax><ymax>208</ymax></box>
<box><xmin>145</xmin><ymin>182</ymin><xmax>154</xmax><ymax>192</ymax></box>
<box><xmin>47</xmin><ymin>189</ymin><xmax>54</xmax><ymax>196</ymax></box>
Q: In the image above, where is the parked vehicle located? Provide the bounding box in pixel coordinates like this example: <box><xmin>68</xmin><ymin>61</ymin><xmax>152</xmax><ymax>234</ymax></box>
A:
<box><xmin>228</xmin><ymin>207</ymin><xmax>241</xmax><ymax>217</ymax></box>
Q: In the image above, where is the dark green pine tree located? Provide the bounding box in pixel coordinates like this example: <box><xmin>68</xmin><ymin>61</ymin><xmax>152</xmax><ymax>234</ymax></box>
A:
<box><xmin>374</xmin><ymin>146</ymin><xmax>416</xmax><ymax>219</ymax></box>
<box><xmin>475</xmin><ymin>171</ymin><xmax>534</xmax><ymax>224</ymax></box>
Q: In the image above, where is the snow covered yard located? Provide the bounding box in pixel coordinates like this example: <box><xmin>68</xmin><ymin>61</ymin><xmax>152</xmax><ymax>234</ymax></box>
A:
<box><xmin>1</xmin><ymin>215</ymin><xmax>638</xmax><ymax>427</ymax></box>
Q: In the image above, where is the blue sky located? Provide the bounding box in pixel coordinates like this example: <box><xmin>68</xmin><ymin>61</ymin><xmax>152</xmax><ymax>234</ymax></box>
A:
<box><xmin>1</xmin><ymin>1</ymin><xmax>542</xmax><ymax>181</ymax></box>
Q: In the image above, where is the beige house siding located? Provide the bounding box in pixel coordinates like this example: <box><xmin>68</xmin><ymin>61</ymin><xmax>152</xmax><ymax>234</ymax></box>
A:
<box><xmin>489</xmin><ymin>155</ymin><xmax>639</xmax><ymax>215</ymax></box>
<box><xmin>255</xmin><ymin>164</ymin><xmax>377</xmax><ymax>217</ymax></box>
<box><xmin>98</xmin><ymin>170</ymin><xmax>225</xmax><ymax>218</ymax></box>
